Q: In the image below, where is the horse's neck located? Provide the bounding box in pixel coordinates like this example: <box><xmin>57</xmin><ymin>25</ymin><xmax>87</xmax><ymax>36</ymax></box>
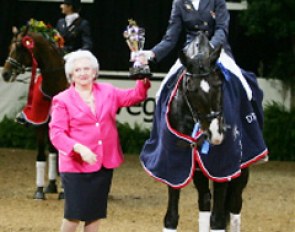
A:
<box><xmin>33</xmin><ymin>40</ymin><xmax>68</xmax><ymax>96</ymax></box>
<box><xmin>34</xmin><ymin>41</ymin><xmax>64</xmax><ymax>71</ymax></box>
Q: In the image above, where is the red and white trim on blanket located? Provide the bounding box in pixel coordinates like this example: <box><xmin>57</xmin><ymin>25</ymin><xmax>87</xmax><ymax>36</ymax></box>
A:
<box><xmin>241</xmin><ymin>149</ymin><xmax>269</xmax><ymax>168</ymax></box>
<box><xmin>140</xmin><ymin>151</ymin><xmax>196</xmax><ymax>189</ymax></box>
<box><xmin>22</xmin><ymin>75</ymin><xmax>51</xmax><ymax>125</ymax></box>
<box><xmin>156</xmin><ymin>69</ymin><xmax>269</xmax><ymax>186</ymax></box>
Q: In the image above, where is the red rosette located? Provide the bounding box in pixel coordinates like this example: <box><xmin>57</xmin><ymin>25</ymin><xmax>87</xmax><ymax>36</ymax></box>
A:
<box><xmin>22</xmin><ymin>35</ymin><xmax>35</xmax><ymax>50</ymax></box>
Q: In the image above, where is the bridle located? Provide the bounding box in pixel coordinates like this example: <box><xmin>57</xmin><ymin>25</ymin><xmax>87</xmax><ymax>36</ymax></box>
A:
<box><xmin>5</xmin><ymin>56</ymin><xmax>26</xmax><ymax>76</ymax></box>
<box><xmin>4</xmin><ymin>35</ymin><xmax>64</xmax><ymax>83</ymax></box>
<box><xmin>182</xmin><ymin>69</ymin><xmax>222</xmax><ymax>125</ymax></box>
<box><xmin>4</xmin><ymin>38</ymin><xmax>32</xmax><ymax>82</ymax></box>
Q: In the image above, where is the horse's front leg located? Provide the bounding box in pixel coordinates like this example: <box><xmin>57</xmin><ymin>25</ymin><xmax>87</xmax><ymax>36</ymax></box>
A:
<box><xmin>34</xmin><ymin>125</ymin><xmax>47</xmax><ymax>200</ymax></box>
<box><xmin>226</xmin><ymin>168</ymin><xmax>249</xmax><ymax>232</ymax></box>
<box><xmin>193</xmin><ymin>170</ymin><xmax>211</xmax><ymax>232</ymax></box>
<box><xmin>45</xmin><ymin>138</ymin><xmax>58</xmax><ymax>195</ymax></box>
<box><xmin>163</xmin><ymin>186</ymin><xmax>180</xmax><ymax>232</ymax></box>
<box><xmin>210</xmin><ymin>181</ymin><xmax>229</xmax><ymax>232</ymax></box>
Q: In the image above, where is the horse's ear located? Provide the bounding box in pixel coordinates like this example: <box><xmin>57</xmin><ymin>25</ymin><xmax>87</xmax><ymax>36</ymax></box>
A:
<box><xmin>210</xmin><ymin>45</ymin><xmax>222</xmax><ymax>66</ymax></box>
<box><xmin>12</xmin><ymin>26</ymin><xmax>18</xmax><ymax>35</ymax></box>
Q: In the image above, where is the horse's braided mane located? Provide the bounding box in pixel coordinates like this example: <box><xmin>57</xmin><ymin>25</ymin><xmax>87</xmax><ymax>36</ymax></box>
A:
<box><xmin>20</xmin><ymin>18</ymin><xmax>64</xmax><ymax>49</ymax></box>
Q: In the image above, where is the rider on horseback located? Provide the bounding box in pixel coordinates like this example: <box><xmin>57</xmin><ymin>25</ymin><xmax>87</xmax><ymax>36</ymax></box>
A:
<box><xmin>138</xmin><ymin>1</ymin><xmax>268</xmax><ymax>231</ymax></box>
<box><xmin>56</xmin><ymin>0</ymin><xmax>93</xmax><ymax>53</ymax></box>
<box><xmin>16</xmin><ymin>0</ymin><xmax>93</xmax><ymax>125</ymax></box>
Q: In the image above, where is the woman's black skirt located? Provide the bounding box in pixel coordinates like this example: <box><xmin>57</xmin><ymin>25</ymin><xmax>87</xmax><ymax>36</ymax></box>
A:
<box><xmin>60</xmin><ymin>167</ymin><xmax>113</xmax><ymax>221</ymax></box>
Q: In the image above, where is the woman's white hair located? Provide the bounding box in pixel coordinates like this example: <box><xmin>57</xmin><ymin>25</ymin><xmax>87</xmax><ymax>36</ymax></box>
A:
<box><xmin>64</xmin><ymin>50</ymin><xmax>99</xmax><ymax>81</ymax></box>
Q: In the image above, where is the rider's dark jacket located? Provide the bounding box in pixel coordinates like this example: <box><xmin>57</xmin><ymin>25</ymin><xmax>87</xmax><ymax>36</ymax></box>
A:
<box><xmin>152</xmin><ymin>0</ymin><xmax>233</xmax><ymax>62</ymax></box>
<box><xmin>56</xmin><ymin>17</ymin><xmax>93</xmax><ymax>53</ymax></box>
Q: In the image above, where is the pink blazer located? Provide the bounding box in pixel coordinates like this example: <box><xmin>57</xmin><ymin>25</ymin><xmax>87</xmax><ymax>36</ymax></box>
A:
<box><xmin>49</xmin><ymin>80</ymin><xmax>150</xmax><ymax>173</ymax></box>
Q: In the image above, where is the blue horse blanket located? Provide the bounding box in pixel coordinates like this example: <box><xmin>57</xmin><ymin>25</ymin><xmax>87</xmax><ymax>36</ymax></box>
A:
<box><xmin>140</xmin><ymin>64</ymin><xmax>268</xmax><ymax>188</ymax></box>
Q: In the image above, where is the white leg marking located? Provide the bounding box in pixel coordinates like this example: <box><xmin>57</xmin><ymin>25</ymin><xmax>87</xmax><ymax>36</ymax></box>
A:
<box><xmin>230</xmin><ymin>213</ymin><xmax>241</xmax><ymax>232</ymax></box>
<box><xmin>48</xmin><ymin>153</ymin><xmax>57</xmax><ymax>180</ymax></box>
<box><xmin>199</xmin><ymin>211</ymin><xmax>211</xmax><ymax>232</ymax></box>
<box><xmin>36</xmin><ymin>161</ymin><xmax>46</xmax><ymax>187</ymax></box>
<box><xmin>163</xmin><ymin>228</ymin><xmax>177</xmax><ymax>232</ymax></box>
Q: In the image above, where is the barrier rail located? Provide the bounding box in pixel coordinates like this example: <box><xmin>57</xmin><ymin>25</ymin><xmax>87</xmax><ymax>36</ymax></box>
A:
<box><xmin>99</xmin><ymin>70</ymin><xmax>165</xmax><ymax>81</ymax></box>
<box><xmin>0</xmin><ymin>68</ymin><xmax>291</xmax><ymax>128</ymax></box>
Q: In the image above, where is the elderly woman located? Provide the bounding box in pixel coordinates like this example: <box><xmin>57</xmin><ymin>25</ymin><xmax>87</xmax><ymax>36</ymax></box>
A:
<box><xmin>49</xmin><ymin>50</ymin><xmax>150</xmax><ymax>232</ymax></box>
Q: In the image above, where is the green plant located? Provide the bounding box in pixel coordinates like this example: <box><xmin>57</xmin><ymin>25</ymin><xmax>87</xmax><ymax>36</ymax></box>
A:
<box><xmin>1</xmin><ymin>108</ymin><xmax>294</xmax><ymax>162</ymax></box>
<box><xmin>263</xmin><ymin>102</ymin><xmax>295</xmax><ymax>161</ymax></box>
<box><xmin>117</xmin><ymin>122</ymin><xmax>150</xmax><ymax>154</ymax></box>
<box><xmin>0</xmin><ymin>117</ymin><xmax>36</xmax><ymax>149</ymax></box>
<box><xmin>0</xmin><ymin>117</ymin><xmax>151</xmax><ymax>155</ymax></box>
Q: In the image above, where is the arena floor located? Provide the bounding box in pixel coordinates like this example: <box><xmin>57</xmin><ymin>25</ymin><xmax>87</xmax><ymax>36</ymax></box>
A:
<box><xmin>0</xmin><ymin>148</ymin><xmax>294</xmax><ymax>231</ymax></box>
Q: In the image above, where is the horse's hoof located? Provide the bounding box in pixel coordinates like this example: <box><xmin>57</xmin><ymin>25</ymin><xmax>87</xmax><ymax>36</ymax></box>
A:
<box><xmin>33</xmin><ymin>187</ymin><xmax>46</xmax><ymax>200</ymax></box>
<box><xmin>45</xmin><ymin>180</ymin><xmax>58</xmax><ymax>193</ymax></box>
<box><xmin>58</xmin><ymin>192</ymin><xmax>65</xmax><ymax>200</ymax></box>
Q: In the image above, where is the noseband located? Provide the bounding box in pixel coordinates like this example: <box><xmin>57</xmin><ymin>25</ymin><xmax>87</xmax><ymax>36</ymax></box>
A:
<box><xmin>5</xmin><ymin>56</ymin><xmax>26</xmax><ymax>75</ymax></box>
<box><xmin>4</xmin><ymin>38</ymin><xmax>28</xmax><ymax>79</ymax></box>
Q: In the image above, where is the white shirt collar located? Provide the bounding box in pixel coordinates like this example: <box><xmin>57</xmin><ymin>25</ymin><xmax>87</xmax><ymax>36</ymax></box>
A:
<box><xmin>65</xmin><ymin>13</ymin><xmax>79</xmax><ymax>27</ymax></box>
<box><xmin>191</xmin><ymin>0</ymin><xmax>200</xmax><ymax>10</ymax></box>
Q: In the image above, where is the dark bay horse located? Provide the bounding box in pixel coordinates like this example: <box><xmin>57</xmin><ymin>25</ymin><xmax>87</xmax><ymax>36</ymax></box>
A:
<box><xmin>2</xmin><ymin>25</ymin><xmax>68</xmax><ymax>199</ymax></box>
<box><xmin>164</xmin><ymin>32</ymin><xmax>246</xmax><ymax>232</ymax></box>
<box><xmin>141</xmin><ymin>31</ymin><xmax>268</xmax><ymax>232</ymax></box>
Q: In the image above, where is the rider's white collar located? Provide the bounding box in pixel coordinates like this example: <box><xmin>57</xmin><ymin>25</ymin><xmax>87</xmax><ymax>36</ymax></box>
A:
<box><xmin>191</xmin><ymin>0</ymin><xmax>200</xmax><ymax>10</ymax></box>
<box><xmin>65</xmin><ymin>13</ymin><xmax>79</xmax><ymax>27</ymax></box>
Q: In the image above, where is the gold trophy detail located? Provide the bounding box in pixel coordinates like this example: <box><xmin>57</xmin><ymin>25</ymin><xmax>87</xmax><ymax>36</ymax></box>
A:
<box><xmin>123</xmin><ymin>19</ymin><xmax>152</xmax><ymax>79</ymax></box>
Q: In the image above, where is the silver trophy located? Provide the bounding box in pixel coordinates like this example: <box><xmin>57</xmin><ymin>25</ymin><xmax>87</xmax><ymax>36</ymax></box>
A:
<box><xmin>123</xmin><ymin>19</ymin><xmax>152</xmax><ymax>79</ymax></box>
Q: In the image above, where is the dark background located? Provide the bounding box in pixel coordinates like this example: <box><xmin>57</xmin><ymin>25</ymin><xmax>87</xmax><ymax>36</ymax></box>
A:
<box><xmin>0</xmin><ymin>0</ymin><xmax>260</xmax><ymax>74</ymax></box>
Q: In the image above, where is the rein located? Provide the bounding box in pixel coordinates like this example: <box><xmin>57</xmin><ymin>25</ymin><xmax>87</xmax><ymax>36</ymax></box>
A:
<box><xmin>182</xmin><ymin>88</ymin><xmax>199</xmax><ymax>123</ymax></box>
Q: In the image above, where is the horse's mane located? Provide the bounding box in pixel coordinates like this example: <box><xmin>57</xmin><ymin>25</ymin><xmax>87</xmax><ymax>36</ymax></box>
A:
<box><xmin>20</xmin><ymin>18</ymin><xmax>64</xmax><ymax>49</ymax></box>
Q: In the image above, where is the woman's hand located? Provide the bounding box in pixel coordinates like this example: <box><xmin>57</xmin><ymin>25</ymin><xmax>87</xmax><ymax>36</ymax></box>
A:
<box><xmin>73</xmin><ymin>143</ymin><xmax>97</xmax><ymax>165</ymax></box>
<box><xmin>130</xmin><ymin>50</ymin><xmax>155</xmax><ymax>63</ymax></box>
<box><xmin>141</xmin><ymin>78</ymin><xmax>151</xmax><ymax>88</ymax></box>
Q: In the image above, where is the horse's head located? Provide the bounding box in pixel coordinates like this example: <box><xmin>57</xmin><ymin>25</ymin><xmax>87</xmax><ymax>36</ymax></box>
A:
<box><xmin>179</xmin><ymin>31</ymin><xmax>225</xmax><ymax>145</ymax></box>
<box><xmin>1</xmin><ymin>26</ymin><xmax>33</xmax><ymax>82</ymax></box>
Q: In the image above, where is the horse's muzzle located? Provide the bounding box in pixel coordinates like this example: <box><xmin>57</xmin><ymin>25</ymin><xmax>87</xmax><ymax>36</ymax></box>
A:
<box><xmin>1</xmin><ymin>70</ymin><xmax>12</xmax><ymax>82</ymax></box>
<box><xmin>208</xmin><ymin>118</ymin><xmax>225</xmax><ymax>145</ymax></box>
